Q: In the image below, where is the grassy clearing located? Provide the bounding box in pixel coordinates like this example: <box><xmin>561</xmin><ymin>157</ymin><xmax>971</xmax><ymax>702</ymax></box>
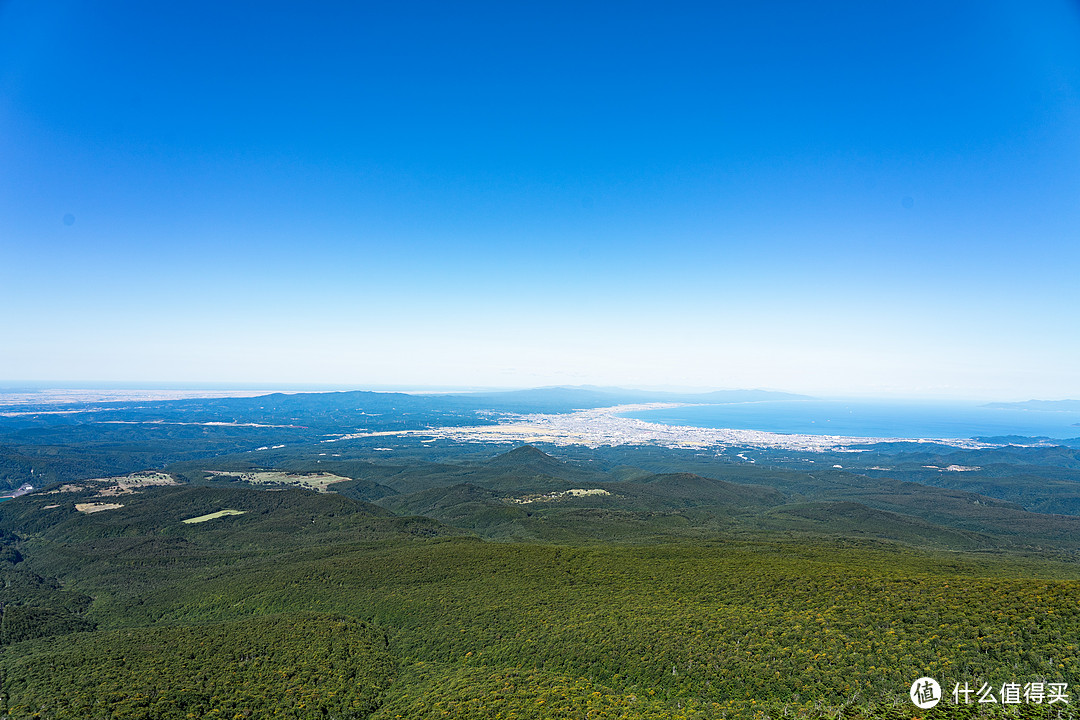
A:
<box><xmin>206</xmin><ymin>469</ymin><xmax>350</xmax><ymax>492</ymax></box>
<box><xmin>49</xmin><ymin>472</ymin><xmax>176</xmax><ymax>492</ymax></box>
<box><xmin>181</xmin><ymin>508</ymin><xmax>247</xmax><ymax>524</ymax></box>
<box><xmin>73</xmin><ymin>502</ymin><xmax>124</xmax><ymax>514</ymax></box>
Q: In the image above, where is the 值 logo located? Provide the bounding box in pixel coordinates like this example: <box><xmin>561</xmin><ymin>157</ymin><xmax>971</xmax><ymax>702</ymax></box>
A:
<box><xmin>910</xmin><ymin>677</ymin><xmax>941</xmax><ymax>709</ymax></box>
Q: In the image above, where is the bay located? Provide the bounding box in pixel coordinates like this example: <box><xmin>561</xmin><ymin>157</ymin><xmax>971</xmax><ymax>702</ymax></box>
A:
<box><xmin>622</xmin><ymin>401</ymin><xmax>1080</xmax><ymax>440</ymax></box>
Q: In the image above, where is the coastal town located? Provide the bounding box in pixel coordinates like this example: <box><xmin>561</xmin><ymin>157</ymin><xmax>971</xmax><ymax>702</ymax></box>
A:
<box><xmin>326</xmin><ymin>403</ymin><xmax>1006</xmax><ymax>453</ymax></box>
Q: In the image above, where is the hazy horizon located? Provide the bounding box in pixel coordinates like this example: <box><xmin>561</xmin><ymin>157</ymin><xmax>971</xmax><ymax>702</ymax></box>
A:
<box><xmin>3</xmin><ymin>2</ymin><xmax>1078</xmax><ymax>400</ymax></box>
<box><xmin>0</xmin><ymin>380</ymin><xmax>1074</xmax><ymax>405</ymax></box>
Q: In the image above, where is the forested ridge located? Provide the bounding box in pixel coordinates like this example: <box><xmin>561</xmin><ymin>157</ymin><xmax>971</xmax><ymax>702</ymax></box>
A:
<box><xmin>2</xmin><ymin>482</ymin><xmax>1079</xmax><ymax>719</ymax></box>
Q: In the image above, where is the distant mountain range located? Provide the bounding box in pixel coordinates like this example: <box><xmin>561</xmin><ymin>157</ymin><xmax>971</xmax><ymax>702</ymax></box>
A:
<box><xmin>464</xmin><ymin>385</ymin><xmax>813</xmax><ymax>406</ymax></box>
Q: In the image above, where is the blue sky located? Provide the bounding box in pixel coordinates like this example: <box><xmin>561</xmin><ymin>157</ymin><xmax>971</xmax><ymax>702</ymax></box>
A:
<box><xmin>1</xmin><ymin>1</ymin><xmax>1078</xmax><ymax>399</ymax></box>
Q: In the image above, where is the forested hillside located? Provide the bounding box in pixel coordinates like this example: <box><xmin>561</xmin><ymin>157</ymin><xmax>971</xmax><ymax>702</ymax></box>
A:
<box><xmin>2</xmin><ymin>479</ymin><xmax>1079</xmax><ymax>719</ymax></box>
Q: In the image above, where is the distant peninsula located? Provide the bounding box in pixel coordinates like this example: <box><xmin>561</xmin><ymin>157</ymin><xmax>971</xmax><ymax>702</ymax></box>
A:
<box><xmin>985</xmin><ymin>399</ymin><xmax>1080</xmax><ymax>411</ymax></box>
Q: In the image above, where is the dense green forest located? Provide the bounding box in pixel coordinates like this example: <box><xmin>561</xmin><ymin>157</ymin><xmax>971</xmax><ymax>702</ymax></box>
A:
<box><xmin>3</xmin><ymin>481</ymin><xmax>1079</xmax><ymax>718</ymax></box>
<box><xmin>2</xmin><ymin>390</ymin><xmax>1079</xmax><ymax>718</ymax></box>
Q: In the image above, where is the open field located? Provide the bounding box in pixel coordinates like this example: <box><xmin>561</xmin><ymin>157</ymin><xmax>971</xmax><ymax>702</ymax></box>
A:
<box><xmin>73</xmin><ymin>502</ymin><xmax>124</xmax><ymax>514</ymax></box>
<box><xmin>181</xmin><ymin>508</ymin><xmax>247</xmax><ymax>523</ymax></box>
<box><xmin>205</xmin><ymin>469</ymin><xmax>351</xmax><ymax>492</ymax></box>
<box><xmin>42</xmin><ymin>471</ymin><xmax>178</xmax><ymax>498</ymax></box>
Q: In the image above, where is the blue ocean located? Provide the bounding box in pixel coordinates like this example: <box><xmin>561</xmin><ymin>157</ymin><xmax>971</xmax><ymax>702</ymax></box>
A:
<box><xmin>622</xmin><ymin>401</ymin><xmax>1080</xmax><ymax>440</ymax></box>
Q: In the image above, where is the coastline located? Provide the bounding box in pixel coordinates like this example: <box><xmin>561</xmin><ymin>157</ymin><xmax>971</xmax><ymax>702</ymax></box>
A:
<box><xmin>326</xmin><ymin>403</ymin><xmax>1014</xmax><ymax>452</ymax></box>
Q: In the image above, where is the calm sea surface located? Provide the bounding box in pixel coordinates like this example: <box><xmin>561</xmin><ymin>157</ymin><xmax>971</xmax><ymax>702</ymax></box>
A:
<box><xmin>622</xmin><ymin>401</ymin><xmax>1080</xmax><ymax>440</ymax></box>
